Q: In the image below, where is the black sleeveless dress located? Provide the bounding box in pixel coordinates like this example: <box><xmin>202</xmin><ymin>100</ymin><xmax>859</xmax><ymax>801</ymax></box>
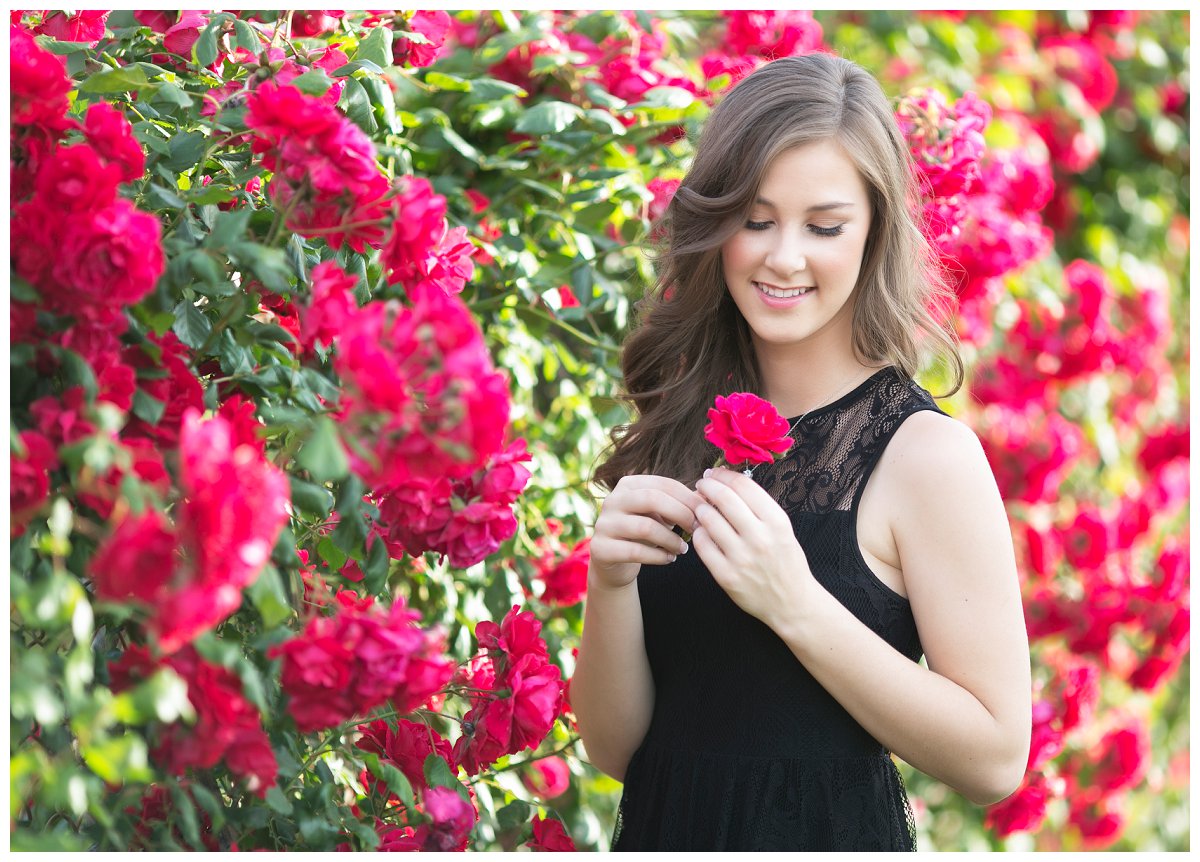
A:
<box><xmin>611</xmin><ymin>367</ymin><xmax>945</xmax><ymax>852</ymax></box>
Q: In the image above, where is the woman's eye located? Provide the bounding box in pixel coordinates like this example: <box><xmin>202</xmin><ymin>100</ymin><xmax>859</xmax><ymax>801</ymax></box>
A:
<box><xmin>744</xmin><ymin>220</ymin><xmax>772</xmax><ymax>231</ymax></box>
<box><xmin>809</xmin><ymin>224</ymin><xmax>845</xmax><ymax>237</ymax></box>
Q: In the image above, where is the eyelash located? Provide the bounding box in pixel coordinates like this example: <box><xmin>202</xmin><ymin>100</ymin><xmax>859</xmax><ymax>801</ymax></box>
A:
<box><xmin>744</xmin><ymin>221</ymin><xmax>845</xmax><ymax>237</ymax></box>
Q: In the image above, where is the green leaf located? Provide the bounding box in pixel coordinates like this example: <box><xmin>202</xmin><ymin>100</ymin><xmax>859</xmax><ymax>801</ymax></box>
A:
<box><xmin>229</xmin><ymin>242</ymin><xmax>293</xmax><ymax>294</ymax></box>
<box><xmin>583</xmin><ymin>80</ymin><xmax>628</xmax><ymax>110</ymax></box>
<box><xmin>234</xmin><ymin>18</ymin><xmax>259</xmax><ymax>52</ymax></box>
<box><xmin>338</xmin><ymin>75</ymin><xmax>378</xmax><ymax>135</ymax></box>
<box><xmin>78</xmin><ymin>65</ymin><xmax>152</xmax><ymax>93</ymax></box>
<box><xmin>265</xmin><ymin>785</ymin><xmax>293</xmax><ymax>815</ymax></box>
<box><xmin>297</xmin><ymin>417</ymin><xmax>350</xmax><ymax>483</ymax></box>
<box><xmin>146</xmin><ymin>182</ymin><xmax>186</xmax><ymax>209</ymax></box>
<box><xmin>289</xmin><ymin>476</ymin><xmax>335</xmax><ymax>517</ymax></box>
<box><xmin>496</xmin><ymin>799</ymin><xmax>533</xmax><ymax>832</ymax></box>
<box><xmin>194</xmin><ymin>20</ymin><xmax>220</xmax><ymax>68</ymax></box>
<box><xmin>166</xmin><ymin>130</ymin><xmax>207</xmax><ymax>172</ymax></box>
<box><xmin>40</xmin><ymin>39</ymin><xmax>95</xmax><ymax>55</ymax></box>
<box><xmin>169</xmin><ymin>780</ymin><xmax>204</xmax><ymax>850</ymax></box>
<box><xmin>361</xmin><ymin>536</ymin><xmax>390</xmax><ymax>595</ymax></box>
<box><xmin>428</xmin><ymin>125</ymin><xmax>482</xmax><ymax>163</ymax></box>
<box><xmin>361</xmin><ymin>75</ymin><xmax>399</xmax><ymax>135</ymax></box>
<box><xmin>515</xmin><ymin>100</ymin><xmax>585</xmax><ymax>135</ymax></box>
<box><xmin>469</xmin><ymin>77</ymin><xmax>528</xmax><ymax>100</ymax></box>
<box><xmin>424</xmin><ymin>755</ymin><xmax>472</xmax><ymax>805</ymax></box>
<box><xmin>289</xmin><ymin>69</ymin><xmax>334</xmax><ymax>96</ymax></box>
<box><xmin>355</xmin><ymin>24</ymin><xmax>393</xmax><ymax>70</ymax></box>
<box><xmin>152</xmin><ymin>80</ymin><xmax>194</xmax><ymax>109</ymax></box>
<box><xmin>131</xmin><ymin>388</ymin><xmax>167</xmax><ymax>426</ymax></box>
<box><xmin>188</xmin><ymin>782</ymin><xmax>226</xmax><ymax>830</ymax></box>
<box><xmin>425</xmin><ymin>71</ymin><xmax>472</xmax><ymax>92</ymax></box>
<box><xmin>171</xmin><ymin>300</ymin><xmax>213</xmax><ymax>349</ymax></box>
<box><xmin>247</xmin><ymin>564</ymin><xmax>292</xmax><ymax>628</ymax></box>
<box><xmin>316</xmin><ymin>537</ymin><xmax>348</xmax><ymax>570</ymax></box>
<box><xmin>631</xmin><ymin>86</ymin><xmax>696</xmax><ymax>110</ymax></box>
<box><xmin>365</xmin><ymin>753</ymin><xmax>416</xmax><ymax>810</ymax></box>
<box><xmin>59</xmin><ymin>348</ymin><xmax>99</xmax><ymax>402</ymax></box>
<box><xmin>205</xmin><ymin>206</ymin><xmax>252</xmax><ymax>248</ymax></box>
<box><xmin>81</xmin><ymin>735</ymin><xmax>152</xmax><ymax>785</ymax></box>
<box><xmin>329</xmin><ymin>58</ymin><xmax>385</xmax><ymax>77</ymax></box>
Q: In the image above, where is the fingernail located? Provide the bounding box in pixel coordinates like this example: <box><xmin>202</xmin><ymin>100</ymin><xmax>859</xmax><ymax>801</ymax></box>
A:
<box><xmin>703</xmin><ymin>468</ymin><xmax>712</xmax><ymax>478</ymax></box>
<box><xmin>692</xmin><ymin>520</ymin><xmax>700</xmax><ymax>532</ymax></box>
<box><xmin>679</xmin><ymin>541</ymin><xmax>689</xmax><ymax>555</ymax></box>
<box><xmin>668</xmin><ymin>555</ymin><xmax>677</xmax><ymax>563</ymax></box>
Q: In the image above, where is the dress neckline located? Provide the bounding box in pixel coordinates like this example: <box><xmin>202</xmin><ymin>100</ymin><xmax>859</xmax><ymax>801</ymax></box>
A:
<box><xmin>785</xmin><ymin>366</ymin><xmax>896</xmax><ymax>425</ymax></box>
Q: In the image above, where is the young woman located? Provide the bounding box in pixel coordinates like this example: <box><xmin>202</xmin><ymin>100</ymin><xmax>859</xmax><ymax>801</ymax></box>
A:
<box><xmin>571</xmin><ymin>53</ymin><xmax>1032</xmax><ymax>851</ymax></box>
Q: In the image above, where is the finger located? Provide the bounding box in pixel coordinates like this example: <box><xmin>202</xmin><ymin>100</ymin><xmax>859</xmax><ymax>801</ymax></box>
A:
<box><xmin>695</xmin><ymin>475</ymin><xmax>760</xmax><ymax>537</ymax></box>
<box><xmin>619</xmin><ymin>475</ymin><xmax>706</xmax><ymax>513</ymax></box>
<box><xmin>592</xmin><ymin>537</ymin><xmax>680</xmax><ymax>567</ymax></box>
<box><xmin>616</xmin><ymin>485</ymin><xmax>701</xmax><ymax>533</ymax></box>
<box><xmin>608</xmin><ymin>513</ymin><xmax>691</xmax><ymax>556</ymax></box>
<box><xmin>702</xmin><ymin>467</ymin><xmax>784</xmax><ymax>525</ymax></box>
<box><xmin>690</xmin><ymin>525</ymin><xmax>729</xmax><ymax>583</ymax></box>
<box><xmin>693</xmin><ymin>498</ymin><xmax>741</xmax><ymax>554</ymax></box>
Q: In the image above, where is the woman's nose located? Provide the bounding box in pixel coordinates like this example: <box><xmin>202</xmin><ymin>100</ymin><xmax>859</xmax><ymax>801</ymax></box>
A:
<box><xmin>765</xmin><ymin>234</ymin><xmax>807</xmax><ymax>278</ymax></box>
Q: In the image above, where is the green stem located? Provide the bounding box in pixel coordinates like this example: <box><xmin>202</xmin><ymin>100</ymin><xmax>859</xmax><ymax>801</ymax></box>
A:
<box><xmin>521</xmin><ymin>305</ymin><xmax>621</xmax><ymax>353</ymax></box>
<box><xmin>192</xmin><ymin>297</ymin><xmax>246</xmax><ymax>361</ymax></box>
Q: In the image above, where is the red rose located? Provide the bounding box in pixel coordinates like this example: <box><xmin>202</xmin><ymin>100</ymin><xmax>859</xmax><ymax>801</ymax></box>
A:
<box><xmin>703</xmin><ymin>392</ymin><xmax>793</xmax><ymax>466</ymax></box>
<box><xmin>527</xmin><ymin>815</ymin><xmax>576</xmax><ymax>851</ymax></box>
<box><xmin>522</xmin><ymin>756</ymin><xmax>571</xmax><ymax>799</ymax></box>
<box><xmin>356</xmin><ymin>718</ymin><xmax>454</xmax><ymax>795</ymax></box>
<box><xmin>89</xmin><ymin>510</ymin><xmax>176</xmax><ymax>604</ymax></box>
<box><xmin>11</xmin><ymin>430</ymin><xmax>58</xmax><ymax>533</ymax></box>
<box><xmin>536</xmin><ymin>538</ymin><xmax>590</xmax><ymax>607</ymax></box>
<box><xmin>984</xmin><ymin>773</ymin><xmax>1050</xmax><ymax>837</ymax></box>
<box><xmin>83</xmin><ymin>102</ymin><xmax>145</xmax><ymax>183</ymax></box>
<box><xmin>35</xmin><ymin>10</ymin><xmax>110</xmax><ymax>46</ymax></box>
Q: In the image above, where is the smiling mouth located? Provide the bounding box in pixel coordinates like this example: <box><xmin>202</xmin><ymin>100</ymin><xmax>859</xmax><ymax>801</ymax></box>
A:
<box><xmin>754</xmin><ymin>281</ymin><xmax>814</xmax><ymax>299</ymax></box>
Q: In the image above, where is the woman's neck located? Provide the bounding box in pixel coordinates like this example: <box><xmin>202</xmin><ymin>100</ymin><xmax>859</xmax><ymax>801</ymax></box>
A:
<box><xmin>755</xmin><ymin>346</ymin><xmax>882</xmax><ymax>418</ymax></box>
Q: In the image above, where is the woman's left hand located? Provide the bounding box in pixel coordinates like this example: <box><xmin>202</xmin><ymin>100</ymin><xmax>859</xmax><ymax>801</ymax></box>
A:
<box><xmin>692</xmin><ymin>466</ymin><xmax>812</xmax><ymax>630</ymax></box>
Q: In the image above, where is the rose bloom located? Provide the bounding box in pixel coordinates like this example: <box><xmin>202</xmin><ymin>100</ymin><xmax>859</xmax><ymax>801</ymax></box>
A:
<box><xmin>393</xmin><ymin>10</ymin><xmax>452</xmax><ymax>67</ymax></box>
<box><xmin>83</xmin><ymin>102</ymin><xmax>145</xmax><ymax>183</ymax></box>
<box><xmin>35</xmin><ymin>10</ymin><xmax>110</xmax><ymax>46</ymax></box>
<box><xmin>10</xmin><ymin>430</ymin><xmax>58</xmax><ymax>534</ymax></box>
<box><xmin>984</xmin><ymin>773</ymin><xmax>1050</xmax><ymax>837</ymax></box>
<box><xmin>356</xmin><ymin>718</ymin><xmax>455</xmax><ymax>795</ymax></box>
<box><xmin>109</xmin><ymin>645</ymin><xmax>278</xmax><ymax>798</ymax></box>
<box><xmin>527</xmin><ymin>815</ymin><xmax>576</xmax><ymax>851</ymax></box>
<box><xmin>535</xmin><ymin>538</ymin><xmax>590</xmax><ymax>607</ymax></box>
<box><xmin>704</xmin><ymin>391</ymin><xmax>794</xmax><ymax>466</ymax></box>
<box><xmin>522</xmin><ymin>756</ymin><xmax>571</xmax><ymax>799</ymax></box>
<box><xmin>724</xmin><ymin>9</ymin><xmax>823</xmax><ymax>59</ymax></box>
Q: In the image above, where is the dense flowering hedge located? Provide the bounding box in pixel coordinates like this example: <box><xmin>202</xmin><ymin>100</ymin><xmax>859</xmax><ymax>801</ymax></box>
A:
<box><xmin>9</xmin><ymin>9</ymin><xmax>1189</xmax><ymax>852</ymax></box>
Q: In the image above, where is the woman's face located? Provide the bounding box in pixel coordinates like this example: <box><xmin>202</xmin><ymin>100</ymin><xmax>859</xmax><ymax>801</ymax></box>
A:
<box><xmin>720</xmin><ymin>138</ymin><xmax>873</xmax><ymax>360</ymax></box>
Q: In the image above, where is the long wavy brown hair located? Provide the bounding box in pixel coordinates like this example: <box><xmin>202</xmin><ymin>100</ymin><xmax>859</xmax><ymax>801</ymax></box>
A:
<box><xmin>593</xmin><ymin>53</ymin><xmax>964</xmax><ymax>492</ymax></box>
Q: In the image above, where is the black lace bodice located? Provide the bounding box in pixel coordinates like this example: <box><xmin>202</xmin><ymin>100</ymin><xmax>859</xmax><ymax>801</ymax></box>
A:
<box><xmin>611</xmin><ymin>367</ymin><xmax>945</xmax><ymax>852</ymax></box>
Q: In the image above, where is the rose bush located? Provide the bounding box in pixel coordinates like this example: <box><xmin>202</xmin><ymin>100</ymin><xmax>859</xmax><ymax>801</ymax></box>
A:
<box><xmin>10</xmin><ymin>9</ymin><xmax>1187</xmax><ymax>852</ymax></box>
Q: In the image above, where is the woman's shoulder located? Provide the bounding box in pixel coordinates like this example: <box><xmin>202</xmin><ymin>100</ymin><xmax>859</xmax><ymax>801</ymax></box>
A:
<box><xmin>879</xmin><ymin>408</ymin><xmax>997</xmax><ymax>508</ymax></box>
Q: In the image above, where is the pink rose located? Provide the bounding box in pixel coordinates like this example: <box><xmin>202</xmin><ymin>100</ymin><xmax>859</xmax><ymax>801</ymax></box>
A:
<box><xmin>703</xmin><ymin>392</ymin><xmax>793</xmax><ymax>466</ymax></box>
<box><xmin>522</xmin><ymin>755</ymin><xmax>571</xmax><ymax>799</ymax></box>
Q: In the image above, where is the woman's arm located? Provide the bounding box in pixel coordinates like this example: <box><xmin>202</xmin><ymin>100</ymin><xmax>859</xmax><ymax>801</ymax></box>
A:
<box><xmin>691</xmin><ymin>411</ymin><xmax>1031</xmax><ymax>804</ymax></box>
<box><xmin>571</xmin><ymin>475</ymin><xmax>703</xmax><ymax>781</ymax></box>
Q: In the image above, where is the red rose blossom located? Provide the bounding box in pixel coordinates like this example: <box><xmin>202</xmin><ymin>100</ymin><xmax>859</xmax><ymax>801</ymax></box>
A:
<box><xmin>527</xmin><ymin>815</ymin><xmax>576</xmax><ymax>851</ymax></box>
<box><xmin>704</xmin><ymin>392</ymin><xmax>793</xmax><ymax>467</ymax></box>
<box><xmin>522</xmin><ymin>756</ymin><xmax>571</xmax><ymax>799</ymax></box>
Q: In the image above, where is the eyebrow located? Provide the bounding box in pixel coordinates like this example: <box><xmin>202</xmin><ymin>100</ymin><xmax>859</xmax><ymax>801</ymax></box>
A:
<box><xmin>754</xmin><ymin>196</ymin><xmax>856</xmax><ymax>212</ymax></box>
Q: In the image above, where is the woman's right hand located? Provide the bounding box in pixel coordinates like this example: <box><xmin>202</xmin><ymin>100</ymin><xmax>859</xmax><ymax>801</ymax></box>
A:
<box><xmin>589</xmin><ymin>475</ymin><xmax>704</xmax><ymax>590</ymax></box>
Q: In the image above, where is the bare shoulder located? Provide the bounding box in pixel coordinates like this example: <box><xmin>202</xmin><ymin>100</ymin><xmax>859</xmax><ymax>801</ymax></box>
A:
<box><xmin>877</xmin><ymin>409</ymin><xmax>1008</xmax><ymax>557</ymax></box>
<box><xmin>879</xmin><ymin>409</ymin><xmax>996</xmax><ymax>500</ymax></box>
